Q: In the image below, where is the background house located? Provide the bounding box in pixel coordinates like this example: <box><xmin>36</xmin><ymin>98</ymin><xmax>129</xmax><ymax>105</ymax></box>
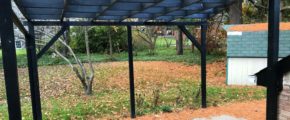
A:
<box><xmin>224</xmin><ymin>23</ymin><xmax>290</xmax><ymax>85</ymax></box>
<box><xmin>0</xmin><ymin>27</ymin><xmax>26</xmax><ymax>49</ymax></box>
<box><xmin>14</xmin><ymin>27</ymin><xmax>26</xmax><ymax>49</ymax></box>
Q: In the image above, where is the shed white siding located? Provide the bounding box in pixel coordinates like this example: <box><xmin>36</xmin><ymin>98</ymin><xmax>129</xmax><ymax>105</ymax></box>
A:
<box><xmin>227</xmin><ymin>58</ymin><xmax>290</xmax><ymax>85</ymax></box>
<box><xmin>284</xmin><ymin>73</ymin><xmax>290</xmax><ymax>85</ymax></box>
<box><xmin>227</xmin><ymin>58</ymin><xmax>267</xmax><ymax>85</ymax></box>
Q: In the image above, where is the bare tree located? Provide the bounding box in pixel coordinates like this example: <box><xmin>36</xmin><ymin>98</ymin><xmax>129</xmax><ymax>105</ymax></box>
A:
<box><xmin>107</xmin><ymin>26</ymin><xmax>118</xmax><ymax>59</ymax></box>
<box><xmin>160</xmin><ymin>27</ymin><xmax>173</xmax><ymax>48</ymax></box>
<box><xmin>135</xmin><ymin>26</ymin><xmax>159</xmax><ymax>55</ymax></box>
<box><xmin>108</xmin><ymin>30</ymin><xmax>113</xmax><ymax>58</ymax></box>
<box><xmin>61</xmin><ymin>27</ymin><xmax>70</xmax><ymax>57</ymax></box>
<box><xmin>176</xmin><ymin>30</ymin><xmax>183</xmax><ymax>55</ymax></box>
<box><xmin>248</xmin><ymin>0</ymin><xmax>290</xmax><ymax>20</ymax></box>
<box><xmin>36</xmin><ymin>27</ymin><xmax>95</xmax><ymax>95</ymax></box>
<box><xmin>163</xmin><ymin>36</ymin><xmax>173</xmax><ymax>48</ymax></box>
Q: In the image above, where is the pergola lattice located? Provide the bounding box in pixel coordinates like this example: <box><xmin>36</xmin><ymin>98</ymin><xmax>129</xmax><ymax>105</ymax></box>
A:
<box><xmin>0</xmin><ymin>0</ymin><xmax>282</xmax><ymax>120</ymax></box>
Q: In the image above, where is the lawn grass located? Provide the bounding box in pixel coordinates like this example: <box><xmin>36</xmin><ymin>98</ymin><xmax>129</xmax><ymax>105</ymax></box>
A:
<box><xmin>0</xmin><ymin>48</ymin><xmax>27</xmax><ymax>57</ymax></box>
<box><xmin>0</xmin><ymin>60</ymin><xmax>266</xmax><ymax>120</ymax></box>
<box><xmin>0</xmin><ymin>38</ymin><xmax>263</xmax><ymax>119</ymax></box>
<box><xmin>0</xmin><ymin>80</ymin><xmax>266</xmax><ymax>120</ymax></box>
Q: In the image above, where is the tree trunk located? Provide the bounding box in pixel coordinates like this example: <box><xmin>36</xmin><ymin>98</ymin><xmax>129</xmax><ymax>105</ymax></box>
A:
<box><xmin>191</xmin><ymin>44</ymin><xmax>195</xmax><ymax>53</ymax></box>
<box><xmin>176</xmin><ymin>30</ymin><xmax>183</xmax><ymax>55</ymax></box>
<box><xmin>281</xmin><ymin>1</ymin><xmax>284</xmax><ymax>21</ymax></box>
<box><xmin>36</xmin><ymin>26</ymin><xmax>95</xmax><ymax>95</ymax></box>
<box><xmin>108</xmin><ymin>30</ymin><xmax>113</xmax><ymax>58</ymax></box>
<box><xmin>229</xmin><ymin>0</ymin><xmax>243</xmax><ymax>24</ymax></box>
<box><xmin>85</xmin><ymin>78</ymin><xmax>93</xmax><ymax>95</ymax></box>
<box><xmin>62</xmin><ymin>27</ymin><xmax>70</xmax><ymax>57</ymax></box>
<box><xmin>148</xmin><ymin>43</ymin><xmax>155</xmax><ymax>55</ymax></box>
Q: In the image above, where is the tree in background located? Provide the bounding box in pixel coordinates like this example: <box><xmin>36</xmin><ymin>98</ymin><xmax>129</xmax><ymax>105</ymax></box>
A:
<box><xmin>70</xmin><ymin>26</ymin><xmax>127</xmax><ymax>54</ymax></box>
<box><xmin>159</xmin><ymin>26</ymin><xmax>174</xmax><ymax>48</ymax></box>
<box><xmin>61</xmin><ymin>27</ymin><xmax>70</xmax><ymax>57</ymax></box>
<box><xmin>36</xmin><ymin>27</ymin><xmax>95</xmax><ymax>95</ymax></box>
<box><xmin>243</xmin><ymin>0</ymin><xmax>290</xmax><ymax>22</ymax></box>
<box><xmin>134</xmin><ymin>26</ymin><xmax>159</xmax><ymax>55</ymax></box>
<box><xmin>176</xmin><ymin>30</ymin><xmax>183</xmax><ymax>55</ymax></box>
<box><xmin>107</xmin><ymin>26</ymin><xmax>120</xmax><ymax>60</ymax></box>
<box><xmin>229</xmin><ymin>0</ymin><xmax>243</xmax><ymax>24</ymax></box>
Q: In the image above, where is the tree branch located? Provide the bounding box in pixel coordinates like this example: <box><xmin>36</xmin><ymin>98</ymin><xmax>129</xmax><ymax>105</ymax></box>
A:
<box><xmin>53</xmin><ymin>47</ymin><xmax>88</xmax><ymax>89</ymax></box>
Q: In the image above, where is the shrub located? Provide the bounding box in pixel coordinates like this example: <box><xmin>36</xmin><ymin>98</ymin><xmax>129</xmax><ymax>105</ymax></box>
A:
<box><xmin>70</xmin><ymin>26</ymin><xmax>127</xmax><ymax>53</ymax></box>
<box><xmin>160</xmin><ymin>105</ymin><xmax>173</xmax><ymax>113</ymax></box>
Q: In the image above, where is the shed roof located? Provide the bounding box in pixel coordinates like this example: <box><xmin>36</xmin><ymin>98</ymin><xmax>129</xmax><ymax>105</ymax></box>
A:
<box><xmin>227</xmin><ymin>22</ymin><xmax>290</xmax><ymax>32</ymax></box>
<box><xmin>14</xmin><ymin>0</ymin><xmax>235</xmax><ymax>22</ymax></box>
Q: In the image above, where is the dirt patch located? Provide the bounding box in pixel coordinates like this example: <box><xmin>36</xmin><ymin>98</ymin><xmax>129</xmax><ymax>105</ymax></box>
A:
<box><xmin>102</xmin><ymin>61</ymin><xmax>226</xmax><ymax>90</ymax></box>
<box><xmin>130</xmin><ymin>100</ymin><xmax>266</xmax><ymax>120</ymax></box>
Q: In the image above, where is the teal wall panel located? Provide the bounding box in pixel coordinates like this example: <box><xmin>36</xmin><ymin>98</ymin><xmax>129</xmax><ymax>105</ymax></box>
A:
<box><xmin>227</xmin><ymin>31</ymin><xmax>290</xmax><ymax>57</ymax></box>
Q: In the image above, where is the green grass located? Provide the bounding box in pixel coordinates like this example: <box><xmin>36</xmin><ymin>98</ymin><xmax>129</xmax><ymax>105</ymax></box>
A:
<box><xmin>0</xmin><ymin>80</ymin><xmax>265</xmax><ymax>120</ymax></box>
<box><xmin>0</xmin><ymin>48</ymin><xmax>26</xmax><ymax>57</ymax></box>
<box><xmin>156</xmin><ymin>36</ymin><xmax>191</xmax><ymax>48</ymax></box>
<box><xmin>0</xmin><ymin>38</ymin><xmax>259</xmax><ymax>119</ymax></box>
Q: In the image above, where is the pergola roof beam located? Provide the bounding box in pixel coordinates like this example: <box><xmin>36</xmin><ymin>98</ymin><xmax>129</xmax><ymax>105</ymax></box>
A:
<box><xmin>148</xmin><ymin>0</ymin><xmax>202</xmax><ymax>21</ymax></box>
<box><xmin>13</xmin><ymin>0</ymin><xmax>30</xmax><ymax>21</ymax></box>
<box><xmin>12</xmin><ymin>10</ymin><xmax>29</xmax><ymax>36</ymax></box>
<box><xmin>14</xmin><ymin>0</ymin><xmax>234</xmax><ymax>22</ymax></box>
<box><xmin>120</xmin><ymin>0</ymin><xmax>163</xmax><ymax>21</ymax></box>
<box><xmin>93</xmin><ymin>0</ymin><xmax>118</xmax><ymax>21</ymax></box>
<box><xmin>29</xmin><ymin>21</ymin><xmax>207</xmax><ymax>26</ymax></box>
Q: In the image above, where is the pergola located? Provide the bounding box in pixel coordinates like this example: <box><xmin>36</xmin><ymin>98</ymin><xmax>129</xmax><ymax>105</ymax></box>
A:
<box><xmin>0</xmin><ymin>0</ymin><xmax>282</xmax><ymax>120</ymax></box>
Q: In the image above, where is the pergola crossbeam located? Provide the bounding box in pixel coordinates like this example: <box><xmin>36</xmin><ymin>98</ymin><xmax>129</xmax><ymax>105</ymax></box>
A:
<box><xmin>12</xmin><ymin>10</ymin><xmax>29</xmax><ymax>36</ymax></box>
<box><xmin>178</xmin><ymin>25</ymin><xmax>202</xmax><ymax>52</ymax></box>
<box><xmin>37</xmin><ymin>25</ymin><xmax>68</xmax><ymax>59</ymax></box>
<box><xmin>178</xmin><ymin>24</ymin><xmax>207</xmax><ymax>108</ymax></box>
<box><xmin>29</xmin><ymin>21</ymin><xmax>207</xmax><ymax>26</ymax></box>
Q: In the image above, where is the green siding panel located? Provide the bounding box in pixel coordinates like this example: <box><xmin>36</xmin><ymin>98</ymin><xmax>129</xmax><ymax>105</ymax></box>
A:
<box><xmin>227</xmin><ymin>31</ymin><xmax>290</xmax><ymax>57</ymax></box>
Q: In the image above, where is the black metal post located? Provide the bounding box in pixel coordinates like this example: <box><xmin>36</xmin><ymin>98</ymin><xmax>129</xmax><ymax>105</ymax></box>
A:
<box><xmin>201</xmin><ymin>24</ymin><xmax>207</xmax><ymax>108</ymax></box>
<box><xmin>127</xmin><ymin>25</ymin><xmax>136</xmax><ymax>118</ymax></box>
<box><xmin>26</xmin><ymin>23</ymin><xmax>42</xmax><ymax>120</ymax></box>
<box><xmin>177</xmin><ymin>30</ymin><xmax>183</xmax><ymax>55</ymax></box>
<box><xmin>266</xmin><ymin>0</ymin><xmax>280</xmax><ymax>120</ymax></box>
<box><xmin>0</xmin><ymin>0</ymin><xmax>22</xmax><ymax>119</ymax></box>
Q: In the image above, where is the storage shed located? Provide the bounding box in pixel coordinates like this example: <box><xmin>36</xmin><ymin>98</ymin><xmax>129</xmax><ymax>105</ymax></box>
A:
<box><xmin>224</xmin><ymin>23</ymin><xmax>290</xmax><ymax>85</ymax></box>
